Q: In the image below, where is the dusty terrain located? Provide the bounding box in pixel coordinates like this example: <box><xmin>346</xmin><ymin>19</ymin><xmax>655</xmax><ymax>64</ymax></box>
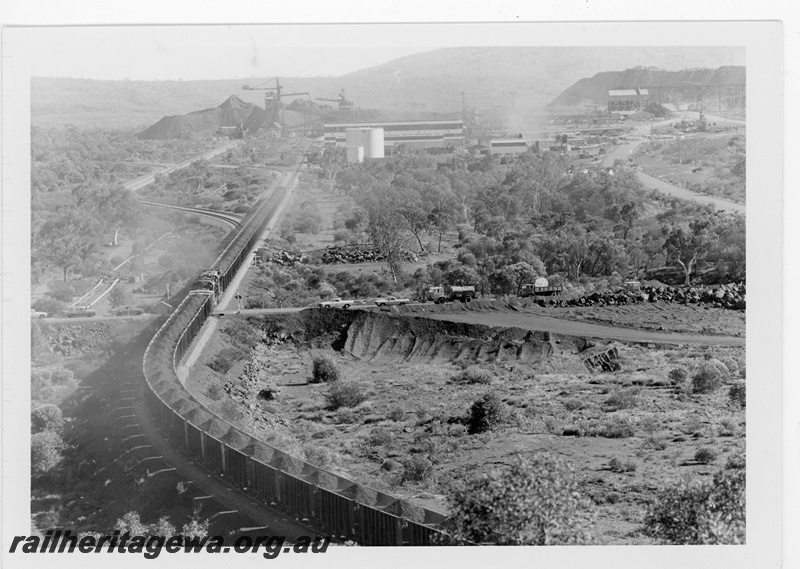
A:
<box><xmin>187</xmin><ymin>306</ymin><xmax>746</xmax><ymax>545</ymax></box>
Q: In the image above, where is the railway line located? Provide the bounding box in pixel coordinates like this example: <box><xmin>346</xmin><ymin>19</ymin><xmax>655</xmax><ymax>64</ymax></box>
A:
<box><xmin>136</xmin><ymin>152</ymin><xmax>447</xmax><ymax>545</ymax></box>
<box><xmin>139</xmin><ymin>200</ymin><xmax>244</xmax><ymax>229</ymax></box>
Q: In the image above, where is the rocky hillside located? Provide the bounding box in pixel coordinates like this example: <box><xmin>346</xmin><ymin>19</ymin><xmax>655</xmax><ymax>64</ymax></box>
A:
<box><xmin>547</xmin><ymin>65</ymin><xmax>746</xmax><ymax>111</ymax></box>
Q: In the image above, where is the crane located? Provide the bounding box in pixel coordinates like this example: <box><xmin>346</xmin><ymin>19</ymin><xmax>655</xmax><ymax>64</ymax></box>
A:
<box><xmin>242</xmin><ymin>78</ymin><xmax>311</xmax><ymax>134</ymax></box>
<box><xmin>317</xmin><ymin>89</ymin><xmax>355</xmax><ymax>111</ymax></box>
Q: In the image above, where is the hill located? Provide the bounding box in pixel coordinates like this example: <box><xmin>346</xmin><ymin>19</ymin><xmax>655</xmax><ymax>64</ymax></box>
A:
<box><xmin>31</xmin><ymin>47</ymin><xmax>741</xmax><ymax>129</ymax></box>
<box><xmin>547</xmin><ymin>66</ymin><xmax>746</xmax><ymax>111</ymax></box>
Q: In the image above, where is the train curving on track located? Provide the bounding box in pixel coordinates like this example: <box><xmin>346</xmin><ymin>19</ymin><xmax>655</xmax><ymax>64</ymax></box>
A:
<box><xmin>141</xmin><ymin>183</ymin><xmax>451</xmax><ymax>546</ymax></box>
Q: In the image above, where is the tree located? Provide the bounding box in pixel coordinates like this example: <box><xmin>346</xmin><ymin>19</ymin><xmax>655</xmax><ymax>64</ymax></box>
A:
<box><xmin>37</xmin><ymin>208</ymin><xmax>98</xmax><ymax>281</ymax></box>
<box><xmin>645</xmin><ymin>466</ymin><xmax>745</xmax><ymax>544</ymax></box>
<box><xmin>108</xmin><ymin>284</ymin><xmax>133</xmax><ymax>308</ymax></box>
<box><xmin>448</xmin><ymin>453</ymin><xmax>595</xmax><ymax>545</ymax></box>
<box><xmin>95</xmin><ymin>186</ymin><xmax>144</xmax><ymax>245</ymax></box>
<box><xmin>31</xmin><ymin>431</ymin><xmax>64</xmax><ymax>478</ymax></box>
<box><xmin>31</xmin><ymin>405</ymin><xmax>64</xmax><ymax>434</ymax></box>
<box><xmin>663</xmin><ymin>215</ymin><xmax>720</xmax><ymax>285</ymax></box>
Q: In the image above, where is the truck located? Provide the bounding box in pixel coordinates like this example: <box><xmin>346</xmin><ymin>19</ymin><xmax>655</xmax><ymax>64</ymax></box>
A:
<box><xmin>520</xmin><ymin>277</ymin><xmax>562</xmax><ymax>297</ymax></box>
<box><xmin>425</xmin><ymin>285</ymin><xmax>476</xmax><ymax>304</ymax></box>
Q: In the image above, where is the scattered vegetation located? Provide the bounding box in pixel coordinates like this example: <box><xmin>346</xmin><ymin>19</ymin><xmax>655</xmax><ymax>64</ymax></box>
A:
<box><xmin>467</xmin><ymin>393</ymin><xmax>513</xmax><ymax>435</ymax></box>
<box><xmin>691</xmin><ymin>362</ymin><xmax>723</xmax><ymax>394</ymax></box>
<box><xmin>694</xmin><ymin>448</ymin><xmax>718</xmax><ymax>464</ymax></box>
<box><xmin>645</xmin><ymin>467</ymin><xmax>745</xmax><ymax>544</ymax></box>
<box><xmin>325</xmin><ymin>382</ymin><xmax>368</xmax><ymax>410</ymax></box>
<box><xmin>311</xmin><ymin>355</ymin><xmax>341</xmax><ymax>384</ymax></box>
<box><xmin>447</xmin><ymin>453</ymin><xmax>595</xmax><ymax>545</ymax></box>
<box><xmin>728</xmin><ymin>382</ymin><xmax>746</xmax><ymax>407</ymax></box>
<box><xmin>451</xmin><ymin>366</ymin><xmax>492</xmax><ymax>385</ymax></box>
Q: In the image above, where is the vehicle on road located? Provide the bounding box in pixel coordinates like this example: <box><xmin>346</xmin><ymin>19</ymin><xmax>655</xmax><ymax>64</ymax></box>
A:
<box><xmin>30</xmin><ymin>309</ymin><xmax>48</xmax><ymax>319</ymax></box>
<box><xmin>66</xmin><ymin>308</ymin><xmax>96</xmax><ymax>318</ymax></box>
<box><xmin>110</xmin><ymin>305</ymin><xmax>145</xmax><ymax>317</ymax></box>
<box><xmin>520</xmin><ymin>277</ymin><xmax>562</xmax><ymax>297</ymax></box>
<box><xmin>426</xmin><ymin>285</ymin><xmax>476</xmax><ymax>304</ymax></box>
<box><xmin>374</xmin><ymin>296</ymin><xmax>410</xmax><ymax>307</ymax></box>
<box><xmin>318</xmin><ymin>298</ymin><xmax>355</xmax><ymax>309</ymax></box>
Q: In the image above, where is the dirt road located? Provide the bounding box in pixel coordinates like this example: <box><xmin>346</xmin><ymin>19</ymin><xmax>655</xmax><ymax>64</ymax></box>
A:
<box><xmin>603</xmin><ymin>116</ymin><xmax>746</xmax><ymax>214</ymax></box>
<box><xmin>407</xmin><ymin>310</ymin><xmax>745</xmax><ymax>347</ymax></box>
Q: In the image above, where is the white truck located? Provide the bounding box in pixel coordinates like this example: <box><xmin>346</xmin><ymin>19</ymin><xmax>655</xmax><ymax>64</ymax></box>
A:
<box><xmin>318</xmin><ymin>298</ymin><xmax>355</xmax><ymax>309</ymax></box>
<box><xmin>374</xmin><ymin>296</ymin><xmax>410</xmax><ymax>307</ymax></box>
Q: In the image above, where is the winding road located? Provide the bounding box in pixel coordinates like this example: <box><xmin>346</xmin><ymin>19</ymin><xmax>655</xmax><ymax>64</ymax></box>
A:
<box><xmin>602</xmin><ymin>113</ymin><xmax>746</xmax><ymax>214</ymax></box>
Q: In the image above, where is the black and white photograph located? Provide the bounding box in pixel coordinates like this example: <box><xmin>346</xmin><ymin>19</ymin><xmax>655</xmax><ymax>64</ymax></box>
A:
<box><xmin>0</xmin><ymin>5</ymin><xmax>790</xmax><ymax>569</ymax></box>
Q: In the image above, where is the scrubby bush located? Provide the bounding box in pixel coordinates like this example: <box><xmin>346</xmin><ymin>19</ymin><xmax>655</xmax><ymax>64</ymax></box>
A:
<box><xmin>207</xmin><ymin>347</ymin><xmax>244</xmax><ymax>374</ymax></box>
<box><xmin>32</xmin><ymin>297</ymin><xmax>66</xmax><ymax>315</ymax></box>
<box><xmin>603</xmin><ymin>387</ymin><xmax>640</xmax><ymax>410</ymax></box>
<box><xmin>31</xmin><ymin>366</ymin><xmax>78</xmax><ymax>405</ymax></box>
<box><xmin>645</xmin><ymin>467</ymin><xmax>745</xmax><ymax>544</ymax></box>
<box><xmin>452</xmin><ymin>366</ymin><xmax>492</xmax><ymax>385</ymax></box>
<box><xmin>694</xmin><ymin>447</ymin><xmax>718</xmax><ymax>464</ymax></box>
<box><xmin>725</xmin><ymin>452</ymin><xmax>746</xmax><ymax>470</ymax></box>
<box><xmin>562</xmin><ymin>398</ymin><xmax>586</xmax><ymax>412</ymax></box>
<box><xmin>368</xmin><ymin>428</ymin><xmax>393</xmax><ymax>447</ymax></box>
<box><xmin>668</xmin><ymin>367</ymin><xmax>688</xmax><ymax>383</ymax></box>
<box><xmin>326</xmin><ymin>382</ymin><xmax>367</xmax><ymax>410</ymax></box>
<box><xmin>311</xmin><ymin>355</ymin><xmax>340</xmax><ymax>384</ymax></box>
<box><xmin>31</xmin><ymin>431</ymin><xmax>64</xmax><ymax>478</ymax></box>
<box><xmin>206</xmin><ymin>383</ymin><xmax>224</xmax><ymax>401</ymax></box>
<box><xmin>691</xmin><ymin>363</ymin><xmax>723</xmax><ymax>394</ymax></box>
<box><xmin>717</xmin><ymin>355</ymin><xmax>740</xmax><ymax>377</ymax></box>
<box><xmin>386</xmin><ymin>406</ymin><xmax>405</xmax><ymax>422</ymax></box>
<box><xmin>467</xmin><ymin>393</ymin><xmax>512</xmax><ymax>435</ymax></box>
<box><xmin>705</xmin><ymin>358</ymin><xmax>731</xmax><ymax>379</ymax></box>
<box><xmin>608</xmin><ymin>457</ymin><xmax>638</xmax><ymax>473</ymax></box>
<box><xmin>31</xmin><ymin>405</ymin><xmax>63</xmax><ymax>434</ymax></box>
<box><xmin>447</xmin><ymin>453</ymin><xmax>595</xmax><ymax>545</ymax></box>
<box><xmin>600</xmin><ymin>415</ymin><xmax>635</xmax><ymax>438</ymax></box>
<box><xmin>402</xmin><ymin>455</ymin><xmax>434</xmax><ymax>484</ymax></box>
<box><xmin>728</xmin><ymin>382</ymin><xmax>746</xmax><ymax>407</ymax></box>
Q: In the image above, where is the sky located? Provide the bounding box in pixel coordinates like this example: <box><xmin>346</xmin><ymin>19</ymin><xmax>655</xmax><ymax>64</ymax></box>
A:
<box><xmin>19</xmin><ymin>24</ymin><xmax>747</xmax><ymax>82</ymax></box>
<box><xmin>23</xmin><ymin>26</ymin><xmax>445</xmax><ymax>80</ymax></box>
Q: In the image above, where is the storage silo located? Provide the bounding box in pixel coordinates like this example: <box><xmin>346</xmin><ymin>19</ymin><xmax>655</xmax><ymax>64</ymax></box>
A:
<box><xmin>346</xmin><ymin>146</ymin><xmax>364</xmax><ymax>163</ymax></box>
<box><xmin>363</xmin><ymin>127</ymin><xmax>385</xmax><ymax>159</ymax></box>
<box><xmin>346</xmin><ymin>128</ymin><xmax>366</xmax><ymax>149</ymax></box>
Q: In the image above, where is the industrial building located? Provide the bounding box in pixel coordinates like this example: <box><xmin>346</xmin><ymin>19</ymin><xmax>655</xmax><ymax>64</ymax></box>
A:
<box><xmin>489</xmin><ymin>138</ymin><xmax>529</xmax><ymax>155</ymax></box>
<box><xmin>324</xmin><ymin>119</ymin><xmax>465</xmax><ymax>149</ymax></box>
<box><xmin>607</xmin><ymin>88</ymin><xmax>650</xmax><ymax>114</ymax></box>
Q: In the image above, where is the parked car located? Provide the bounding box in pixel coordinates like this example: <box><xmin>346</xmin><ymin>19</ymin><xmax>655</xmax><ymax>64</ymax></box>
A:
<box><xmin>318</xmin><ymin>298</ymin><xmax>355</xmax><ymax>309</ymax></box>
<box><xmin>30</xmin><ymin>308</ymin><xmax>48</xmax><ymax>319</ymax></box>
<box><xmin>374</xmin><ymin>296</ymin><xmax>410</xmax><ymax>307</ymax></box>
<box><xmin>111</xmin><ymin>305</ymin><xmax>144</xmax><ymax>317</ymax></box>
<box><xmin>66</xmin><ymin>308</ymin><xmax>96</xmax><ymax>318</ymax></box>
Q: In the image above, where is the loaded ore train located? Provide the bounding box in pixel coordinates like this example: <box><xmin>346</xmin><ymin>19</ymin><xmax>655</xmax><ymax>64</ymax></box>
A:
<box><xmin>141</xmin><ymin>184</ymin><xmax>452</xmax><ymax>546</ymax></box>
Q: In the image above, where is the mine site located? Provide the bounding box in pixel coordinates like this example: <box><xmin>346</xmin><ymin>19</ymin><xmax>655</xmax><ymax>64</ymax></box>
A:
<box><xmin>26</xmin><ymin>41</ymin><xmax>747</xmax><ymax>548</ymax></box>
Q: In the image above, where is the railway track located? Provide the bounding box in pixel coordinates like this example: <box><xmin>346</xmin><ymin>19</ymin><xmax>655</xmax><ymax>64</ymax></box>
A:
<box><xmin>138</xmin><ymin>152</ymin><xmax>447</xmax><ymax>545</ymax></box>
<box><xmin>139</xmin><ymin>199</ymin><xmax>244</xmax><ymax>229</ymax></box>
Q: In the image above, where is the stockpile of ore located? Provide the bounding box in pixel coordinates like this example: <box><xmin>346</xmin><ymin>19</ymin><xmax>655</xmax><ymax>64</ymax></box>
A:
<box><xmin>320</xmin><ymin>245</ymin><xmax>418</xmax><ymax>265</ymax></box>
<box><xmin>260</xmin><ymin>249</ymin><xmax>308</xmax><ymax>266</ymax></box>
<box><xmin>540</xmin><ymin>283</ymin><xmax>745</xmax><ymax>310</ymax></box>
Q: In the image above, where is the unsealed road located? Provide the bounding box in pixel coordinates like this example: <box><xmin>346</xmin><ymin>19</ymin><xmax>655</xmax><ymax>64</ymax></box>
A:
<box><xmin>407</xmin><ymin>310</ymin><xmax>745</xmax><ymax>347</ymax></box>
<box><xmin>218</xmin><ymin>306</ymin><xmax>744</xmax><ymax>347</ymax></box>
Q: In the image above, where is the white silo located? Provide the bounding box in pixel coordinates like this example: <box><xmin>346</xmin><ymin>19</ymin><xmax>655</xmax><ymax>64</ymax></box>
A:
<box><xmin>364</xmin><ymin>128</ymin><xmax>385</xmax><ymax>159</ymax></box>
<box><xmin>346</xmin><ymin>145</ymin><xmax>364</xmax><ymax>163</ymax></box>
